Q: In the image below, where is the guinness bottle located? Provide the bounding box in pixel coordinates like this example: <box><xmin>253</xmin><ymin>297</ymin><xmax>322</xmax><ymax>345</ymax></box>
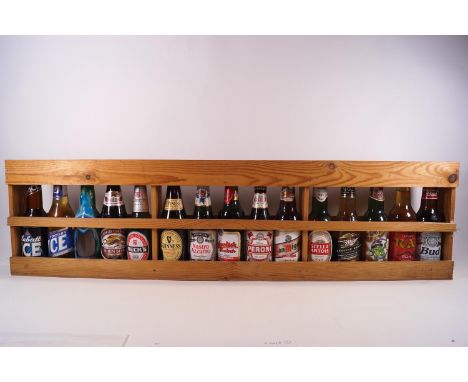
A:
<box><xmin>416</xmin><ymin>188</ymin><xmax>442</xmax><ymax>261</ymax></box>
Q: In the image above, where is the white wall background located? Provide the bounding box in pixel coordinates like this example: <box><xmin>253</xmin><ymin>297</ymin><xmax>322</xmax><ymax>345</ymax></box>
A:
<box><xmin>0</xmin><ymin>36</ymin><xmax>467</xmax><ymax>346</ymax></box>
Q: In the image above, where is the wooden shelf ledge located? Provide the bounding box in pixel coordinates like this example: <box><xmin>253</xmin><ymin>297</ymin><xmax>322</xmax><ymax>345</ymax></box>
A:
<box><xmin>9</xmin><ymin>257</ymin><xmax>454</xmax><ymax>281</ymax></box>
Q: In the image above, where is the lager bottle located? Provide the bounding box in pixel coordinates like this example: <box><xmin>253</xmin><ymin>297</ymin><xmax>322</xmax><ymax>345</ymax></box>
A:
<box><xmin>333</xmin><ymin>187</ymin><xmax>361</xmax><ymax>261</ymax></box>
<box><xmin>47</xmin><ymin>185</ymin><xmax>75</xmax><ymax>258</ymax></box>
<box><xmin>274</xmin><ymin>187</ymin><xmax>301</xmax><ymax>262</ymax></box>
<box><xmin>308</xmin><ymin>187</ymin><xmax>332</xmax><ymax>262</ymax></box>
<box><xmin>363</xmin><ymin>187</ymin><xmax>389</xmax><ymax>261</ymax></box>
<box><xmin>74</xmin><ymin>186</ymin><xmax>100</xmax><ymax>258</ymax></box>
<box><xmin>388</xmin><ymin>187</ymin><xmax>416</xmax><ymax>261</ymax></box>
<box><xmin>20</xmin><ymin>185</ymin><xmax>48</xmax><ymax>257</ymax></box>
<box><xmin>416</xmin><ymin>187</ymin><xmax>442</xmax><ymax>261</ymax></box>
<box><xmin>218</xmin><ymin>186</ymin><xmax>244</xmax><ymax>261</ymax></box>
<box><xmin>100</xmin><ymin>185</ymin><xmax>127</xmax><ymax>259</ymax></box>
<box><xmin>127</xmin><ymin>185</ymin><xmax>151</xmax><ymax>260</ymax></box>
<box><xmin>189</xmin><ymin>186</ymin><xmax>216</xmax><ymax>261</ymax></box>
<box><xmin>160</xmin><ymin>186</ymin><xmax>188</xmax><ymax>261</ymax></box>
<box><xmin>246</xmin><ymin>186</ymin><xmax>273</xmax><ymax>261</ymax></box>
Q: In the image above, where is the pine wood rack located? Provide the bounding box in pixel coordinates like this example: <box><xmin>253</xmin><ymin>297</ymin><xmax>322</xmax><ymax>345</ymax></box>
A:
<box><xmin>5</xmin><ymin>160</ymin><xmax>459</xmax><ymax>281</ymax></box>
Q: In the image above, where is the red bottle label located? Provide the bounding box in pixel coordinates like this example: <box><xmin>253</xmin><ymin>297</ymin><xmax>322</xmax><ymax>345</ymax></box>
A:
<box><xmin>389</xmin><ymin>232</ymin><xmax>416</xmax><ymax>261</ymax></box>
<box><xmin>246</xmin><ymin>230</ymin><xmax>273</xmax><ymax>261</ymax></box>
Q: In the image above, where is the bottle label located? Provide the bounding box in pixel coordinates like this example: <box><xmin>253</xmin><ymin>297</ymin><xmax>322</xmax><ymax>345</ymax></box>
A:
<box><xmin>217</xmin><ymin>230</ymin><xmax>241</xmax><ymax>261</ymax></box>
<box><xmin>313</xmin><ymin>188</ymin><xmax>328</xmax><ymax>203</ymax></box>
<box><xmin>252</xmin><ymin>193</ymin><xmax>268</xmax><ymax>209</ymax></box>
<box><xmin>341</xmin><ymin>187</ymin><xmax>355</xmax><ymax>198</ymax></box>
<box><xmin>417</xmin><ymin>232</ymin><xmax>441</xmax><ymax>261</ymax></box>
<box><xmin>274</xmin><ymin>231</ymin><xmax>301</xmax><ymax>262</ymax></box>
<box><xmin>280</xmin><ymin>188</ymin><xmax>295</xmax><ymax>202</ymax></box>
<box><xmin>26</xmin><ymin>185</ymin><xmax>41</xmax><ymax>197</ymax></box>
<box><xmin>364</xmin><ymin>231</ymin><xmax>389</xmax><ymax>261</ymax></box>
<box><xmin>104</xmin><ymin>191</ymin><xmax>124</xmax><ymax>207</ymax></box>
<box><xmin>21</xmin><ymin>229</ymin><xmax>44</xmax><ymax>257</ymax></box>
<box><xmin>161</xmin><ymin>230</ymin><xmax>183</xmax><ymax>260</ymax></box>
<box><xmin>190</xmin><ymin>230</ymin><xmax>216</xmax><ymax>260</ymax></box>
<box><xmin>224</xmin><ymin>188</ymin><xmax>239</xmax><ymax>204</ymax></box>
<box><xmin>246</xmin><ymin>231</ymin><xmax>273</xmax><ymax>261</ymax></box>
<box><xmin>53</xmin><ymin>186</ymin><xmax>63</xmax><ymax>200</ymax></box>
<box><xmin>195</xmin><ymin>187</ymin><xmax>212</xmax><ymax>207</ymax></box>
<box><xmin>133</xmin><ymin>187</ymin><xmax>149</xmax><ymax>213</ymax></box>
<box><xmin>48</xmin><ymin>228</ymin><xmax>74</xmax><ymax>257</ymax></box>
<box><xmin>164</xmin><ymin>198</ymin><xmax>184</xmax><ymax>211</ymax></box>
<box><xmin>389</xmin><ymin>232</ymin><xmax>416</xmax><ymax>261</ymax></box>
<box><xmin>422</xmin><ymin>190</ymin><xmax>438</xmax><ymax>200</ymax></box>
<box><xmin>335</xmin><ymin>232</ymin><xmax>361</xmax><ymax>261</ymax></box>
<box><xmin>308</xmin><ymin>231</ymin><xmax>332</xmax><ymax>261</ymax></box>
<box><xmin>127</xmin><ymin>231</ymin><xmax>150</xmax><ymax>260</ymax></box>
<box><xmin>101</xmin><ymin>229</ymin><xmax>126</xmax><ymax>259</ymax></box>
<box><xmin>370</xmin><ymin>188</ymin><xmax>384</xmax><ymax>202</ymax></box>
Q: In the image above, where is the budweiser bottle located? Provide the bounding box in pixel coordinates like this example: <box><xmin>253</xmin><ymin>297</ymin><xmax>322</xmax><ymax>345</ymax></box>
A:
<box><xmin>416</xmin><ymin>187</ymin><xmax>443</xmax><ymax>261</ymax></box>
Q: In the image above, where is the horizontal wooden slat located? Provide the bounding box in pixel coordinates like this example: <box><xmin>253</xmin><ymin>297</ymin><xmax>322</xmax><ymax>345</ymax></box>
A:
<box><xmin>7</xmin><ymin>217</ymin><xmax>457</xmax><ymax>232</ymax></box>
<box><xmin>9</xmin><ymin>257</ymin><xmax>454</xmax><ymax>281</ymax></box>
<box><xmin>5</xmin><ymin>160</ymin><xmax>460</xmax><ymax>187</ymax></box>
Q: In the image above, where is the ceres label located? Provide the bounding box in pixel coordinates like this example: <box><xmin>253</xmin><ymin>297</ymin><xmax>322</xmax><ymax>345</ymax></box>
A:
<box><xmin>101</xmin><ymin>228</ymin><xmax>126</xmax><ymax>259</ymax></box>
<box><xmin>127</xmin><ymin>231</ymin><xmax>150</xmax><ymax>260</ymax></box>
<box><xmin>274</xmin><ymin>231</ymin><xmax>301</xmax><ymax>262</ymax></box>
<box><xmin>246</xmin><ymin>230</ymin><xmax>272</xmax><ymax>261</ymax></box>
<box><xmin>190</xmin><ymin>230</ymin><xmax>216</xmax><ymax>260</ymax></box>
<box><xmin>417</xmin><ymin>232</ymin><xmax>441</xmax><ymax>261</ymax></box>
<box><xmin>308</xmin><ymin>231</ymin><xmax>332</xmax><ymax>261</ymax></box>
<box><xmin>161</xmin><ymin>230</ymin><xmax>183</xmax><ymax>260</ymax></box>
<box><xmin>217</xmin><ymin>230</ymin><xmax>241</xmax><ymax>261</ymax></box>
<box><xmin>364</xmin><ymin>231</ymin><xmax>388</xmax><ymax>261</ymax></box>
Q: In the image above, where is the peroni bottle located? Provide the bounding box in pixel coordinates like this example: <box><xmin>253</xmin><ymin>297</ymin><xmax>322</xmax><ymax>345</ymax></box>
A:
<box><xmin>100</xmin><ymin>185</ymin><xmax>127</xmax><ymax>259</ymax></box>
<box><xmin>308</xmin><ymin>187</ymin><xmax>332</xmax><ymax>261</ymax></box>
<box><xmin>74</xmin><ymin>185</ymin><xmax>100</xmax><ymax>258</ymax></box>
<box><xmin>363</xmin><ymin>187</ymin><xmax>389</xmax><ymax>261</ymax></box>
<box><xmin>416</xmin><ymin>187</ymin><xmax>442</xmax><ymax>261</ymax></box>
<box><xmin>127</xmin><ymin>185</ymin><xmax>151</xmax><ymax>260</ymax></box>
<box><xmin>20</xmin><ymin>185</ymin><xmax>48</xmax><ymax>257</ymax></box>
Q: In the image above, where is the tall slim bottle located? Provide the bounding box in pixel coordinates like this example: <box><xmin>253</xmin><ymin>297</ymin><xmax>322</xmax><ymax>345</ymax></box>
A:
<box><xmin>416</xmin><ymin>187</ymin><xmax>443</xmax><ymax>261</ymax></box>
<box><xmin>388</xmin><ymin>187</ymin><xmax>416</xmax><ymax>261</ymax></box>
<box><xmin>363</xmin><ymin>187</ymin><xmax>389</xmax><ymax>261</ymax></box>
<box><xmin>218</xmin><ymin>186</ymin><xmax>244</xmax><ymax>261</ymax></box>
<box><xmin>127</xmin><ymin>185</ymin><xmax>151</xmax><ymax>260</ymax></box>
<box><xmin>74</xmin><ymin>186</ymin><xmax>100</xmax><ymax>258</ymax></box>
<box><xmin>274</xmin><ymin>187</ymin><xmax>301</xmax><ymax>262</ymax></box>
<box><xmin>47</xmin><ymin>185</ymin><xmax>75</xmax><ymax>258</ymax></box>
<box><xmin>100</xmin><ymin>185</ymin><xmax>127</xmax><ymax>259</ymax></box>
<box><xmin>20</xmin><ymin>185</ymin><xmax>48</xmax><ymax>257</ymax></box>
<box><xmin>190</xmin><ymin>186</ymin><xmax>216</xmax><ymax>261</ymax></box>
<box><xmin>308</xmin><ymin>188</ymin><xmax>332</xmax><ymax>262</ymax></box>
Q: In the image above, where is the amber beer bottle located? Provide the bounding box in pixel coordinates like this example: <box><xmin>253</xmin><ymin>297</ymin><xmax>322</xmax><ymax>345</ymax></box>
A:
<box><xmin>363</xmin><ymin>187</ymin><xmax>389</xmax><ymax>261</ymax></box>
<box><xmin>333</xmin><ymin>187</ymin><xmax>361</xmax><ymax>261</ymax></box>
<box><xmin>218</xmin><ymin>186</ymin><xmax>244</xmax><ymax>261</ymax></box>
<box><xmin>160</xmin><ymin>186</ymin><xmax>188</xmax><ymax>261</ymax></box>
<box><xmin>388</xmin><ymin>187</ymin><xmax>417</xmax><ymax>261</ymax></box>
<box><xmin>274</xmin><ymin>187</ymin><xmax>301</xmax><ymax>262</ymax></box>
<box><xmin>47</xmin><ymin>185</ymin><xmax>75</xmax><ymax>258</ymax></box>
<box><xmin>20</xmin><ymin>185</ymin><xmax>48</xmax><ymax>257</ymax></box>
<box><xmin>100</xmin><ymin>185</ymin><xmax>127</xmax><ymax>259</ymax></box>
<box><xmin>246</xmin><ymin>187</ymin><xmax>273</xmax><ymax>261</ymax></box>
<box><xmin>308</xmin><ymin>188</ymin><xmax>332</xmax><ymax>261</ymax></box>
<box><xmin>416</xmin><ymin>188</ymin><xmax>443</xmax><ymax>261</ymax></box>
<box><xmin>189</xmin><ymin>186</ymin><xmax>216</xmax><ymax>261</ymax></box>
<box><xmin>127</xmin><ymin>186</ymin><xmax>151</xmax><ymax>260</ymax></box>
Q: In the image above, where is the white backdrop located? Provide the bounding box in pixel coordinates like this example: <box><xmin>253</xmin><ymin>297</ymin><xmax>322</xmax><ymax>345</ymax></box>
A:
<box><xmin>0</xmin><ymin>36</ymin><xmax>467</xmax><ymax>346</ymax></box>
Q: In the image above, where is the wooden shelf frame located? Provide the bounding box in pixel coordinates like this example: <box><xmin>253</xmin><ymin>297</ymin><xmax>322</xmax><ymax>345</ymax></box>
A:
<box><xmin>5</xmin><ymin>159</ymin><xmax>460</xmax><ymax>281</ymax></box>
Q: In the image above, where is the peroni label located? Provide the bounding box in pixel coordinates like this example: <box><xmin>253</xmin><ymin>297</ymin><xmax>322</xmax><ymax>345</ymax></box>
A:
<box><xmin>246</xmin><ymin>230</ymin><xmax>272</xmax><ymax>261</ymax></box>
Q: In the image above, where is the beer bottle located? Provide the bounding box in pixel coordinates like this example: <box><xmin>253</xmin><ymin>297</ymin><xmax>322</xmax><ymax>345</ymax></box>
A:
<box><xmin>388</xmin><ymin>187</ymin><xmax>417</xmax><ymax>261</ymax></box>
<box><xmin>20</xmin><ymin>185</ymin><xmax>48</xmax><ymax>257</ymax></box>
<box><xmin>160</xmin><ymin>186</ymin><xmax>188</xmax><ymax>261</ymax></box>
<box><xmin>362</xmin><ymin>187</ymin><xmax>389</xmax><ymax>261</ymax></box>
<box><xmin>246</xmin><ymin>186</ymin><xmax>273</xmax><ymax>261</ymax></box>
<box><xmin>333</xmin><ymin>187</ymin><xmax>361</xmax><ymax>261</ymax></box>
<box><xmin>308</xmin><ymin>187</ymin><xmax>332</xmax><ymax>262</ymax></box>
<box><xmin>189</xmin><ymin>186</ymin><xmax>216</xmax><ymax>261</ymax></box>
<box><xmin>127</xmin><ymin>185</ymin><xmax>151</xmax><ymax>260</ymax></box>
<box><xmin>218</xmin><ymin>186</ymin><xmax>244</xmax><ymax>261</ymax></box>
<box><xmin>100</xmin><ymin>185</ymin><xmax>127</xmax><ymax>259</ymax></box>
<box><xmin>274</xmin><ymin>187</ymin><xmax>301</xmax><ymax>262</ymax></box>
<box><xmin>74</xmin><ymin>185</ymin><xmax>101</xmax><ymax>258</ymax></box>
<box><xmin>416</xmin><ymin>187</ymin><xmax>442</xmax><ymax>261</ymax></box>
<box><xmin>47</xmin><ymin>185</ymin><xmax>75</xmax><ymax>258</ymax></box>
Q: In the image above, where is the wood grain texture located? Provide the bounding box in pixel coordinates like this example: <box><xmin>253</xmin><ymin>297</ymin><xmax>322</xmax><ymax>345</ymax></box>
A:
<box><xmin>9</xmin><ymin>186</ymin><xmax>26</xmax><ymax>257</ymax></box>
<box><xmin>9</xmin><ymin>257</ymin><xmax>453</xmax><ymax>281</ymax></box>
<box><xmin>442</xmin><ymin>233</ymin><xmax>453</xmax><ymax>261</ymax></box>
<box><xmin>7</xmin><ymin>217</ymin><xmax>457</xmax><ymax>232</ymax></box>
<box><xmin>5</xmin><ymin>160</ymin><xmax>460</xmax><ymax>187</ymax></box>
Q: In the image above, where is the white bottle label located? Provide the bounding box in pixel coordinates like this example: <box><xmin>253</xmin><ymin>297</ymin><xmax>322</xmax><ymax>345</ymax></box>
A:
<box><xmin>21</xmin><ymin>229</ymin><xmax>43</xmax><ymax>257</ymax></box>
<box><xmin>190</xmin><ymin>230</ymin><xmax>216</xmax><ymax>261</ymax></box>
<box><xmin>308</xmin><ymin>231</ymin><xmax>332</xmax><ymax>261</ymax></box>
<box><xmin>274</xmin><ymin>231</ymin><xmax>301</xmax><ymax>262</ymax></box>
<box><xmin>246</xmin><ymin>230</ymin><xmax>273</xmax><ymax>261</ymax></box>
<box><xmin>217</xmin><ymin>230</ymin><xmax>241</xmax><ymax>261</ymax></box>
<box><xmin>417</xmin><ymin>232</ymin><xmax>442</xmax><ymax>261</ymax></box>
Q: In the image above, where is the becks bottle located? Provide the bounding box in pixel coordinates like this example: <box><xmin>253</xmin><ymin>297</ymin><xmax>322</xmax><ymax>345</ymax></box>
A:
<box><xmin>127</xmin><ymin>185</ymin><xmax>151</xmax><ymax>260</ymax></box>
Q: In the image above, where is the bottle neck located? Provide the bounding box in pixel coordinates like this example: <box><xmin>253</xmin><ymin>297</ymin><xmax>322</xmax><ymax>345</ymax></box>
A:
<box><xmin>395</xmin><ymin>187</ymin><xmax>412</xmax><ymax>209</ymax></box>
<box><xmin>193</xmin><ymin>186</ymin><xmax>212</xmax><ymax>219</ymax></box>
<box><xmin>133</xmin><ymin>185</ymin><xmax>149</xmax><ymax>214</ymax></box>
<box><xmin>26</xmin><ymin>185</ymin><xmax>43</xmax><ymax>211</ymax></box>
<box><xmin>277</xmin><ymin>187</ymin><xmax>298</xmax><ymax>219</ymax></box>
<box><xmin>162</xmin><ymin>186</ymin><xmax>185</xmax><ymax>215</ymax></box>
<box><xmin>250</xmin><ymin>187</ymin><xmax>269</xmax><ymax>219</ymax></box>
<box><xmin>420</xmin><ymin>187</ymin><xmax>438</xmax><ymax>210</ymax></box>
<box><xmin>368</xmin><ymin>187</ymin><xmax>385</xmax><ymax>213</ymax></box>
<box><xmin>338</xmin><ymin>187</ymin><xmax>357</xmax><ymax>220</ymax></box>
<box><xmin>311</xmin><ymin>188</ymin><xmax>329</xmax><ymax>217</ymax></box>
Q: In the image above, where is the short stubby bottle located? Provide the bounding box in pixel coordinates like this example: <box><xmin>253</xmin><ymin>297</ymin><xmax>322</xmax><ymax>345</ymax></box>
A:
<box><xmin>416</xmin><ymin>187</ymin><xmax>443</xmax><ymax>261</ymax></box>
<box><xmin>218</xmin><ymin>186</ymin><xmax>244</xmax><ymax>261</ymax></box>
<box><xmin>363</xmin><ymin>187</ymin><xmax>389</xmax><ymax>261</ymax></box>
<box><xmin>127</xmin><ymin>185</ymin><xmax>151</xmax><ymax>260</ymax></box>
<box><xmin>74</xmin><ymin>185</ymin><xmax>100</xmax><ymax>258</ymax></box>
<box><xmin>189</xmin><ymin>186</ymin><xmax>216</xmax><ymax>261</ymax></box>
<box><xmin>246</xmin><ymin>186</ymin><xmax>273</xmax><ymax>261</ymax></box>
<box><xmin>274</xmin><ymin>187</ymin><xmax>301</xmax><ymax>262</ymax></box>
<box><xmin>308</xmin><ymin>187</ymin><xmax>332</xmax><ymax>262</ymax></box>
<box><xmin>20</xmin><ymin>185</ymin><xmax>48</xmax><ymax>257</ymax></box>
<box><xmin>100</xmin><ymin>185</ymin><xmax>127</xmax><ymax>259</ymax></box>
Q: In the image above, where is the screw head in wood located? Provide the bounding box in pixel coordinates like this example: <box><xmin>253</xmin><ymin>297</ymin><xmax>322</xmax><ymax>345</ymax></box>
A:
<box><xmin>448</xmin><ymin>174</ymin><xmax>458</xmax><ymax>183</ymax></box>
<box><xmin>85</xmin><ymin>174</ymin><xmax>91</xmax><ymax>180</ymax></box>
<box><xmin>328</xmin><ymin>162</ymin><xmax>336</xmax><ymax>171</ymax></box>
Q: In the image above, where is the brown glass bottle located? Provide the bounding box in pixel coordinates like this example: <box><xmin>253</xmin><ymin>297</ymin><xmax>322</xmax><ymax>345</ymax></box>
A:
<box><xmin>416</xmin><ymin>187</ymin><xmax>442</xmax><ymax>261</ymax></box>
<box><xmin>127</xmin><ymin>185</ymin><xmax>151</xmax><ymax>260</ymax></box>
<box><xmin>362</xmin><ymin>187</ymin><xmax>389</xmax><ymax>261</ymax></box>
<box><xmin>274</xmin><ymin>187</ymin><xmax>301</xmax><ymax>262</ymax></box>
<box><xmin>100</xmin><ymin>185</ymin><xmax>127</xmax><ymax>259</ymax></box>
<box><xmin>308</xmin><ymin>188</ymin><xmax>332</xmax><ymax>261</ymax></box>
<box><xmin>333</xmin><ymin>187</ymin><xmax>361</xmax><ymax>261</ymax></box>
<box><xmin>159</xmin><ymin>186</ymin><xmax>188</xmax><ymax>260</ymax></box>
<box><xmin>246</xmin><ymin>186</ymin><xmax>272</xmax><ymax>261</ymax></box>
<box><xmin>20</xmin><ymin>185</ymin><xmax>48</xmax><ymax>257</ymax></box>
<box><xmin>218</xmin><ymin>186</ymin><xmax>244</xmax><ymax>261</ymax></box>
<box><xmin>388</xmin><ymin>187</ymin><xmax>416</xmax><ymax>261</ymax></box>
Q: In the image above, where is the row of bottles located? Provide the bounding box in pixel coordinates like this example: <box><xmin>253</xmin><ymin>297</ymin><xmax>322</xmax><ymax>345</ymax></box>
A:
<box><xmin>19</xmin><ymin>184</ymin><xmax>444</xmax><ymax>262</ymax></box>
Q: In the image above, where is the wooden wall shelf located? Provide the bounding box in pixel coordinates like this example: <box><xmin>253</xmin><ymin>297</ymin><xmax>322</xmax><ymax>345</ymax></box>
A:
<box><xmin>5</xmin><ymin>160</ymin><xmax>460</xmax><ymax>281</ymax></box>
